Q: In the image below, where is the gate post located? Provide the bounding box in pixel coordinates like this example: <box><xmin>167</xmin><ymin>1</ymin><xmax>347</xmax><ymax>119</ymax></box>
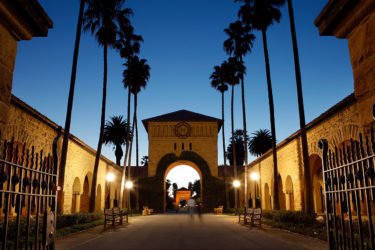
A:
<box><xmin>318</xmin><ymin>139</ymin><xmax>334</xmax><ymax>249</ymax></box>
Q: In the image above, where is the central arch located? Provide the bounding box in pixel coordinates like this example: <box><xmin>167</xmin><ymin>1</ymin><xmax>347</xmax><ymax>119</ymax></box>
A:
<box><xmin>139</xmin><ymin>151</ymin><xmax>225</xmax><ymax>212</ymax></box>
<box><xmin>164</xmin><ymin>160</ymin><xmax>203</xmax><ymax>211</ymax></box>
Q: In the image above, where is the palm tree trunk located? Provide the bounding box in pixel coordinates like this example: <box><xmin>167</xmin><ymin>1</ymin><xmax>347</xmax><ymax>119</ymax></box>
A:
<box><xmin>89</xmin><ymin>43</ymin><xmax>108</xmax><ymax>212</ymax></box>
<box><xmin>58</xmin><ymin>0</ymin><xmax>85</xmax><ymax>213</ymax></box>
<box><xmin>222</xmin><ymin>91</ymin><xmax>230</xmax><ymax>210</ymax></box>
<box><xmin>231</xmin><ymin>85</ymin><xmax>238</xmax><ymax>210</ymax></box>
<box><xmin>135</xmin><ymin>93</ymin><xmax>140</xmax><ymax>210</ymax></box>
<box><xmin>127</xmin><ymin>111</ymin><xmax>136</xmax><ymax>210</ymax></box>
<box><xmin>119</xmin><ymin>88</ymin><xmax>131</xmax><ymax>208</ymax></box>
<box><xmin>115</xmin><ymin>143</ymin><xmax>123</xmax><ymax>166</ymax></box>
<box><xmin>261</xmin><ymin>29</ymin><xmax>280</xmax><ymax>210</ymax></box>
<box><xmin>240</xmin><ymin>57</ymin><xmax>249</xmax><ymax>210</ymax></box>
<box><xmin>287</xmin><ymin>0</ymin><xmax>312</xmax><ymax>214</ymax></box>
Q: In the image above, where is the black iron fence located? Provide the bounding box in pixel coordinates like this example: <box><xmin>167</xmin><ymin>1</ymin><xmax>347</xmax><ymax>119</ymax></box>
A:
<box><xmin>0</xmin><ymin>128</ymin><xmax>61</xmax><ymax>250</ymax></box>
<box><xmin>319</xmin><ymin>126</ymin><xmax>375</xmax><ymax>249</ymax></box>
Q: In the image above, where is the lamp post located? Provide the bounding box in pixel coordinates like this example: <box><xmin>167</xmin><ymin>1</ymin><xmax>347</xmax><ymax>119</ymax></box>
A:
<box><xmin>126</xmin><ymin>181</ymin><xmax>133</xmax><ymax>215</ymax></box>
<box><xmin>250</xmin><ymin>172</ymin><xmax>259</xmax><ymax>208</ymax></box>
<box><xmin>106</xmin><ymin>173</ymin><xmax>115</xmax><ymax>208</ymax></box>
<box><xmin>233</xmin><ymin>180</ymin><xmax>240</xmax><ymax>214</ymax></box>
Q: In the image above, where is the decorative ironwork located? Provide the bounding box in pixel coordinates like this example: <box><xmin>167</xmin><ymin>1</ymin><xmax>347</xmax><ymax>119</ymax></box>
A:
<box><xmin>319</xmin><ymin>126</ymin><xmax>375</xmax><ymax>249</ymax></box>
<box><xmin>0</xmin><ymin>128</ymin><xmax>61</xmax><ymax>250</ymax></box>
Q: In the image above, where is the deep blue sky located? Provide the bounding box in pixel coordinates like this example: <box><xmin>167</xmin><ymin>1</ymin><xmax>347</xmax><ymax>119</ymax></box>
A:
<box><xmin>13</xmin><ymin>0</ymin><xmax>353</xmax><ymax>169</ymax></box>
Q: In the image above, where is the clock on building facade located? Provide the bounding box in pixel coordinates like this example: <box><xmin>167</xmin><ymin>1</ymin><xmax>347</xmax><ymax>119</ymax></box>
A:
<box><xmin>174</xmin><ymin>122</ymin><xmax>191</xmax><ymax>139</ymax></box>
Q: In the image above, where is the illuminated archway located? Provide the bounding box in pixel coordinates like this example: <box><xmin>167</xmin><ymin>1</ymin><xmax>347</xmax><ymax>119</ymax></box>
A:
<box><xmin>139</xmin><ymin>151</ymin><xmax>225</xmax><ymax>212</ymax></box>
<box><xmin>164</xmin><ymin>161</ymin><xmax>202</xmax><ymax>211</ymax></box>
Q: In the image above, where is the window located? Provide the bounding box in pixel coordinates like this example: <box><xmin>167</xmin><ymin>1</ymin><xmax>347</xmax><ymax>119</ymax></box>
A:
<box><xmin>182</xmin><ymin>143</ymin><xmax>184</xmax><ymax>150</ymax></box>
<box><xmin>189</xmin><ymin>143</ymin><xmax>192</xmax><ymax>150</ymax></box>
<box><xmin>174</xmin><ymin>143</ymin><xmax>177</xmax><ymax>150</ymax></box>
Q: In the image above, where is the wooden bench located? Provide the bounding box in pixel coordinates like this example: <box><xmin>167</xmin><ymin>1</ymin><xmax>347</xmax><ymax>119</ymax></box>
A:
<box><xmin>104</xmin><ymin>208</ymin><xmax>128</xmax><ymax>230</ymax></box>
<box><xmin>251</xmin><ymin>208</ymin><xmax>262</xmax><ymax>227</ymax></box>
<box><xmin>239</xmin><ymin>208</ymin><xmax>253</xmax><ymax>224</ymax></box>
<box><xmin>142</xmin><ymin>206</ymin><xmax>154</xmax><ymax>216</ymax></box>
<box><xmin>213</xmin><ymin>205</ymin><xmax>223</xmax><ymax>215</ymax></box>
<box><xmin>238</xmin><ymin>208</ymin><xmax>262</xmax><ymax>227</ymax></box>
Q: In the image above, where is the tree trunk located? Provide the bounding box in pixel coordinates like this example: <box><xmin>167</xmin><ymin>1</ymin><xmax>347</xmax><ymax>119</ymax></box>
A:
<box><xmin>287</xmin><ymin>0</ymin><xmax>313</xmax><ymax>214</ymax></box>
<box><xmin>262</xmin><ymin>29</ymin><xmax>280</xmax><ymax>210</ymax></box>
<box><xmin>222</xmin><ymin>91</ymin><xmax>230</xmax><ymax>210</ymax></box>
<box><xmin>240</xmin><ymin>57</ymin><xmax>249</xmax><ymax>210</ymax></box>
<box><xmin>58</xmin><ymin>0</ymin><xmax>85</xmax><ymax>214</ymax></box>
<box><xmin>119</xmin><ymin>88</ymin><xmax>131</xmax><ymax>208</ymax></box>
<box><xmin>126</xmin><ymin>110</ymin><xmax>136</xmax><ymax>210</ymax></box>
<box><xmin>89</xmin><ymin>43</ymin><xmax>108</xmax><ymax>212</ymax></box>
<box><xmin>135</xmin><ymin>93</ymin><xmax>140</xmax><ymax>210</ymax></box>
<box><xmin>231</xmin><ymin>85</ymin><xmax>238</xmax><ymax>210</ymax></box>
<box><xmin>115</xmin><ymin>143</ymin><xmax>123</xmax><ymax>166</ymax></box>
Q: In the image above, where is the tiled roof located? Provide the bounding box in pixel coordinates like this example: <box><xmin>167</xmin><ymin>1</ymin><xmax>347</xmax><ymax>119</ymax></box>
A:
<box><xmin>142</xmin><ymin>109</ymin><xmax>222</xmax><ymax>132</ymax></box>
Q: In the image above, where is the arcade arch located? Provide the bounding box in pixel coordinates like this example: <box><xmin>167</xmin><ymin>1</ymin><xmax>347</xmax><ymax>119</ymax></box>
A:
<box><xmin>285</xmin><ymin>176</ymin><xmax>294</xmax><ymax>211</ymax></box>
<box><xmin>71</xmin><ymin>177</ymin><xmax>81</xmax><ymax>213</ymax></box>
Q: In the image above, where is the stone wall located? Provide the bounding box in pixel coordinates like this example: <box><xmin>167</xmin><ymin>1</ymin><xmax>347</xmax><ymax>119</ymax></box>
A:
<box><xmin>4</xmin><ymin>95</ymin><xmax>122</xmax><ymax>214</ymax></box>
<box><xmin>0</xmin><ymin>0</ymin><xmax>52</xmax><ymax>132</ymax></box>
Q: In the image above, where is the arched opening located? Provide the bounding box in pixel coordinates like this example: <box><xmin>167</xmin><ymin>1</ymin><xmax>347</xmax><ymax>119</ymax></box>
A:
<box><xmin>96</xmin><ymin>184</ymin><xmax>102</xmax><ymax>211</ymax></box>
<box><xmin>264</xmin><ymin>183</ymin><xmax>271</xmax><ymax>210</ymax></box>
<box><xmin>164</xmin><ymin>161</ymin><xmax>202</xmax><ymax>212</ymax></box>
<box><xmin>285</xmin><ymin>176</ymin><xmax>294</xmax><ymax>211</ymax></box>
<box><xmin>310</xmin><ymin>154</ymin><xmax>325</xmax><ymax>214</ymax></box>
<box><xmin>80</xmin><ymin>175</ymin><xmax>90</xmax><ymax>212</ymax></box>
<box><xmin>71</xmin><ymin>177</ymin><xmax>81</xmax><ymax>213</ymax></box>
<box><xmin>278</xmin><ymin>175</ymin><xmax>286</xmax><ymax>210</ymax></box>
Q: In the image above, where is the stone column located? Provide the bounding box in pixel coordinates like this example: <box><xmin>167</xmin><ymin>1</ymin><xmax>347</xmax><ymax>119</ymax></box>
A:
<box><xmin>0</xmin><ymin>0</ymin><xmax>53</xmax><ymax>132</ymax></box>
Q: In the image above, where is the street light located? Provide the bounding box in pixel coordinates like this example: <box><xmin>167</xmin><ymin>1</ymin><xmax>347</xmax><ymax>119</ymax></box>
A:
<box><xmin>233</xmin><ymin>180</ymin><xmax>240</xmax><ymax>214</ymax></box>
<box><xmin>250</xmin><ymin>172</ymin><xmax>259</xmax><ymax>208</ymax></box>
<box><xmin>106</xmin><ymin>173</ymin><xmax>115</xmax><ymax>208</ymax></box>
<box><xmin>233</xmin><ymin>180</ymin><xmax>240</xmax><ymax>188</ymax></box>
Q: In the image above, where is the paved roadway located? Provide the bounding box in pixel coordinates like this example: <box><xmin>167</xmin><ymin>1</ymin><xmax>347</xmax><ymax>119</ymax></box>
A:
<box><xmin>56</xmin><ymin>213</ymin><xmax>328</xmax><ymax>250</ymax></box>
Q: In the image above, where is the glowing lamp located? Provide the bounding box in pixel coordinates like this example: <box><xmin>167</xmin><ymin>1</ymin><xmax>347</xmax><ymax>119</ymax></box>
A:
<box><xmin>106</xmin><ymin>173</ymin><xmax>115</xmax><ymax>182</ymax></box>
<box><xmin>125</xmin><ymin>181</ymin><xmax>133</xmax><ymax>189</ymax></box>
<box><xmin>250</xmin><ymin>172</ymin><xmax>259</xmax><ymax>181</ymax></box>
<box><xmin>233</xmin><ymin>180</ymin><xmax>240</xmax><ymax>188</ymax></box>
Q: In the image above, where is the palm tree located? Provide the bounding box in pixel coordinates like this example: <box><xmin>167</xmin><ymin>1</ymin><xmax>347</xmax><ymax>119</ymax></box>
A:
<box><xmin>286</xmin><ymin>0</ymin><xmax>313</xmax><ymax>214</ymax></box>
<box><xmin>103</xmin><ymin>115</ymin><xmax>129</xmax><ymax>165</ymax></box>
<box><xmin>123</xmin><ymin>56</ymin><xmax>150</xmax><ymax>210</ymax></box>
<box><xmin>224</xmin><ymin>20</ymin><xmax>255</xmax><ymax>210</ymax></box>
<box><xmin>248</xmin><ymin>129</ymin><xmax>272</xmax><ymax>157</ymax></box>
<box><xmin>226</xmin><ymin>129</ymin><xmax>249</xmax><ymax>167</ymax></box>
<box><xmin>210</xmin><ymin>63</ymin><xmax>230</xmax><ymax>209</ymax></box>
<box><xmin>58</xmin><ymin>0</ymin><xmax>86</xmax><ymax>213</ymax></box>
<box><xmin>218</xmin><ymin>58</ymin><xmax>241</xmax><ymax>209</ymax></box>
<box><xmin>117</xmin><ymin>24</ymin><xmax>143</xmax><ymax>209</ymax></box>
<box><xmin>83</xmin><ymin>0</ymin><xmax>132</xmax><ymax>212</ymax></box>
<box><xmin>237</xmin><ymin>0</ymin><xmax>286</xmax><ymax>210</ymax></box>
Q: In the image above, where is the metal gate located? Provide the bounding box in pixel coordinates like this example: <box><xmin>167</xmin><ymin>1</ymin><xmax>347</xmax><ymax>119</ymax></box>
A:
<box><xmin>0</xmin><ymin>128</ymin><xmax>61</xmax><ymax>249</ymax></box>
<box><xmin>319</xmin><ymin>126</ymin><xmax>375</xmax><ymax>249</ymax></box>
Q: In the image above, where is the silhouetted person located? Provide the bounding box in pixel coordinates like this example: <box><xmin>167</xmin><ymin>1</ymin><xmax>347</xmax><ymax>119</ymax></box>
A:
<box><xmin>187</xmin><ymin>198</ymin><xmax>196</xmax><ymax>218</ymax></box>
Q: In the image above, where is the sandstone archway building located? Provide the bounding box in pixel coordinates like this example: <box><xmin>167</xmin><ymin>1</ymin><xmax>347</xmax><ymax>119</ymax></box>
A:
<box><xmin>140</xmin><ymin>110</ymin><xmax>225</xmax><ymax>212</ymax></box>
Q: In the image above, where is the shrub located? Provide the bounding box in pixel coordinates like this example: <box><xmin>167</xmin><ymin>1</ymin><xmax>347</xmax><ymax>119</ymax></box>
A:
<box><xmin>56</xmin><ymin>212</ymin><xmax>103</xmax><ymax>229</ymax></box>
<box><xmin>264</xmin><ymin>210</ymin><xmax>316</xmax><ymax>225</ymax></box>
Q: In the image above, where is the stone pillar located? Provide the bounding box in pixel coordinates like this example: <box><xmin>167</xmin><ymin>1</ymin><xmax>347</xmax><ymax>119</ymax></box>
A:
<box><xmin>0</xmin><ymin>0</ymin><xmax>53</xmax><ymax>132</ymax></box>
<box><xmin>315</xmin><ymin>0</ymin><xmax>375</xmax><ymax>130</ymax></box>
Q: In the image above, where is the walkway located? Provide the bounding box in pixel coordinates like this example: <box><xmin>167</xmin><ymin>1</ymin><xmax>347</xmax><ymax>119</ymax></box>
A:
<box><xmin>56</xmin><ymin>214</ymin><xmax>328</xmax><ymax>250</ymax></box>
